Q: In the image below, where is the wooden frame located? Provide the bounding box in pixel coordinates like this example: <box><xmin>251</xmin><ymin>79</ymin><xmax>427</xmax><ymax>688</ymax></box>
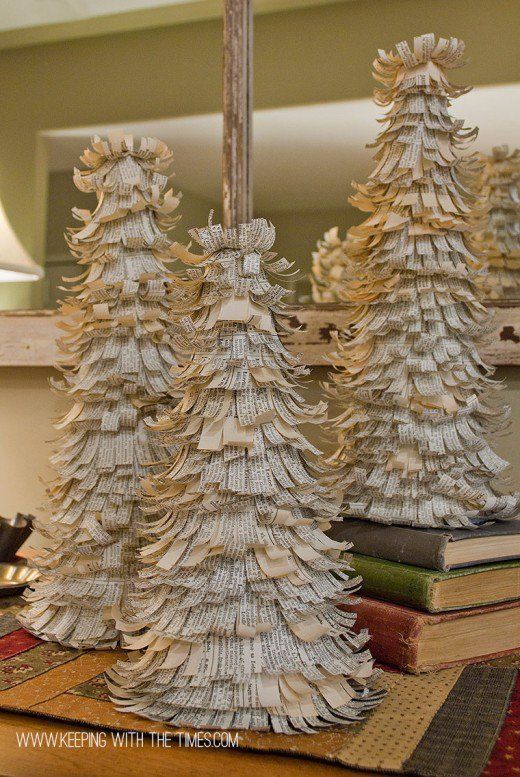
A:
<box><xmin>1</xmin><ymin>303</ymin><xmax>519</xmax><ymax>367</ymax></box>
<box><xmin>222</xmin><ymin>0</ymin><xmax>252</xmax><ymax>227</ymax></box>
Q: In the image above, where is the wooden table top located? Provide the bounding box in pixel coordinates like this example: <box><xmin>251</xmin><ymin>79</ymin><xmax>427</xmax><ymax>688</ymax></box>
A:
<box><xmin>0</xmin><ymin>711</ymin><xmax>376</xmax><ymax>777</ymax></box>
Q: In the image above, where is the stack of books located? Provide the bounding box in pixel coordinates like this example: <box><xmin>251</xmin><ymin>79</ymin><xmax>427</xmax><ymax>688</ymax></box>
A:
<box><xmin>329</xmin><ymin>519</ymin><xmax>520</xmax><ymax>673</ymax></box>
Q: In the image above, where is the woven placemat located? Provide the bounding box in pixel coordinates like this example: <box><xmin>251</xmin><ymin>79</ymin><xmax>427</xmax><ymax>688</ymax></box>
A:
<box><xmin>0</xmin><ymin>598</ymin><xmax>517</xmax><ymax>777</ymax></box>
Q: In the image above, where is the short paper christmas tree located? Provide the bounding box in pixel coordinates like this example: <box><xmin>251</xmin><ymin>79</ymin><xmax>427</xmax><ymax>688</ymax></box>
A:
<box><xmin>310</xmin><ymin>227</ymin><xmax>349</xmax><ymax>303</ymax></box>
<box><xmin>479</xmin><ymin>145</ymin><xmax>520</xmax><ymax>299</ymax></box>
<box><xmin>326</xmin><ymin>35</ymin><xmax>519</xmax><ymax>528</ymax></box>
<box><xmin>109</xmin><ymin>217</ymin><xmax>383</xmax><ymax>732</ymax></box>
<box><xmin>19</xmin><ymin>134</ymin><xmax>182</xmax><ymax>648</ymax></box>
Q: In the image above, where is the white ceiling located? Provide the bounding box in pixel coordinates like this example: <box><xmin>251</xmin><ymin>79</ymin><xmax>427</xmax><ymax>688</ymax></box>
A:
<box><xmin>43</xmin><ymin>83</ymin><xmax>520</xmax><ymax>212</ymax></box>
<box><xmin>0</xmin><ymin>0</ymin><xmax>197</xmax><ymax>31</ymax></box>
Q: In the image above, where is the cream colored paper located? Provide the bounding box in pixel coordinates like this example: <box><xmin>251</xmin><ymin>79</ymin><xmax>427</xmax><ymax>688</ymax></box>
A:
<box><xmin>310</xmin><ymin>227</ymin><xmax>350</xmax><ymax>303</ymax></box>
<box><xmin>108</xmin><ymin>218</ymin><xmax>384</xmax><ymax>732</ymax></box>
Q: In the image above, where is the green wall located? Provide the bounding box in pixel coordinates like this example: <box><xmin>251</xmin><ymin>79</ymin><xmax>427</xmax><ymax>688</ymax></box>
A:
<box><xmin>0</xmin><ymin>0</ymin><xmax>519</xmax><ymax>307</ymax></box>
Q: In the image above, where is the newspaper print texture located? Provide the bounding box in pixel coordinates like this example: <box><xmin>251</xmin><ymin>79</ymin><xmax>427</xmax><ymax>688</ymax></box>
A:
<box><xmin>19</xmin><ymin>134</ymin><xmax>183</xmax><ymax>648</ymax></box>
<box><xmin>326</xmin><ymin>34</ymin><xmax>520</xmax><ymax>528</ymax></box>
<box><xmin>108</xmin><ymin>217</ymin><xmax>384</xmax><ymax>732</ymax></box>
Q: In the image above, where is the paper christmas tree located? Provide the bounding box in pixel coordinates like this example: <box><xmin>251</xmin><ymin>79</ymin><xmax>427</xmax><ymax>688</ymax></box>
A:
<box><xmin>310</xmin><ymin>227</ymin><xmax>349</xmax><ymax>303</ymax></box>
<box><xmin>109</xmin><ymin>218</ymin><xmax>383</xmax><ymax>732</ymax></box>
<box><xmin>326</xmin><ymin>35</ymin><xmax>519</xmax><ymax>528</ymax></box>
<box><xmin>479</xmin><ymin>145</ymin><xmax>520</xmax><ymax>299</ymax></box>
<box><xmin>19</xmin><ymin>134</ymin><xmax>182</xmax><ymax>648</ymax></box>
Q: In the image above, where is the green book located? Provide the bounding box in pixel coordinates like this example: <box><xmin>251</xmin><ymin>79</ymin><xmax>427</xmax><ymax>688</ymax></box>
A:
<box><xmin>350</xmin><ymin>553</ymin><xmax>520</xmax><ymax>613</ymax></box>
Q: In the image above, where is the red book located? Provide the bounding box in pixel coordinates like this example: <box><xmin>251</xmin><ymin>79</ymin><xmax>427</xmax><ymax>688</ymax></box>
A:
<box><xmin>343</xmin><ymin>596</ymin><xmax>520</xmax><ymax>673</ymax></box>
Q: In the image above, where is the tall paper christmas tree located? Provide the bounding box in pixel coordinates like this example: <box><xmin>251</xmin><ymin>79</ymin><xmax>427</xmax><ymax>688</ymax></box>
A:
<box><xmin>19</xmin><ymin>134</ymin><xmax>182</xmax><ymax>648</ymax></box>
<box><xmin>326</xmin><ymin>35</ymin><xmax>519</xmax><ymax>528</ymax></box>
<box><xmin>479</xmin><ymin>145</ymin><xmax>520</xmax><ymax>299</ymax></box>
<box><xmin>109</xmin><ymin>218</ymin><xmax>383</xmax><ymax>732</ymax></box>
<box><xmin>310</xmin><ymin>227</ymin><xmax>349</xmax><ymax>303</ymax></box>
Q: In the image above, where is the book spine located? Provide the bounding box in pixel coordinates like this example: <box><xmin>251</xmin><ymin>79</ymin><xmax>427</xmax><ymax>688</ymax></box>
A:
<box><xmin>434</xmin><ymin>537</ymin><xmax>449</xmax><ymax>572</ymax></box>
<box><xmin>351</xmin><ymin>554</ymin><xmax>436</xmax><ymax>611</ymax></box>
<box><xmin>346</xmin><ymin>597</ymin><xmax>422</xmax><ymax>672</ymax></box>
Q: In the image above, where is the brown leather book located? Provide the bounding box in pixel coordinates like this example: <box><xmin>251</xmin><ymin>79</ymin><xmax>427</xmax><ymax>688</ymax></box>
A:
<box><xmin>344</xmin><ymin>596</ymin><xmax>520</xmax><ymax>673</ymax></box>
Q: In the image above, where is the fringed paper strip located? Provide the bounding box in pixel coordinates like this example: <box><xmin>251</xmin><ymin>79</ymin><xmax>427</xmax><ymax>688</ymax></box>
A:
<box><xmin>18</xmin><ymin>133</ymin><xmax>185</xmax><ymax>648</ymax></box>
<box><xmin>325</xmin><ymin>34</ymin><xmax>520</xmax><ymax>529</ymax></box>
<box><xmin>108</xmin><ymin>217</ymin><xmax>384</xmax><ymax>732</ymax></box>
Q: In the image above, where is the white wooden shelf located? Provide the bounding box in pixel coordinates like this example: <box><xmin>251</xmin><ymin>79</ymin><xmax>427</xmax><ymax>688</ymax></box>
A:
<box><xmin>0</xmin><ymin>303</ymin><xmax>519</xmax><ymax>367</ymax></box>
<box><xmin>284</xmin><ymin>301</ymin><xmax>520</xmax><ymax>367</ymax></box>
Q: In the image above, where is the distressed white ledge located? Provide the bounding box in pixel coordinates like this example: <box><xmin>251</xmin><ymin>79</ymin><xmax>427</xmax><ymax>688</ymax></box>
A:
<box><xmin>285</xmin><ymin>301</ymin><xmax>520</xmax><ymax>367</ymax></box>
<box><xmin>0</xmin><ymin>310</ymin><xmax>58</xmax><ymax>367</ymax></box>
<box><xmin>0</xmin><ymin>303</ymin><xmax>519</xmax><ymax>367</ymax></box>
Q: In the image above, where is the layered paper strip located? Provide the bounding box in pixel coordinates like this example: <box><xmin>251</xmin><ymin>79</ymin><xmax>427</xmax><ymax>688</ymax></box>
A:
<box><xmin>108</xmin><ymin>217</ymin><xmax>384</xmax><ymax>732</ymax></box>
<box><xmin>326</xmin><ymin>34</ymin><xmax>520</xmax><ymax>528</ymax></box>
<box><xmin>19</xmin><ymin>134</ymin><xmax>184</xmax><ymax>648</ymax></box>
<box><xmin>310</xmin><ymin>227</ymin><xmax>349</xmax><ymax>303</ymax></box>
<box><xmin>478</xmin><ymin>145</ymin><xmax>520</xmax><ymax>299</ymax></box>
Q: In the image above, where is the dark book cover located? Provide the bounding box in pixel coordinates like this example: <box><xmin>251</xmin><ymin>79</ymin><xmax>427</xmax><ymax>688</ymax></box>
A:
<box><xmin>328</xmin><ymin>518</ymin><xmax>520</xmax><ymax>571</ymax></box>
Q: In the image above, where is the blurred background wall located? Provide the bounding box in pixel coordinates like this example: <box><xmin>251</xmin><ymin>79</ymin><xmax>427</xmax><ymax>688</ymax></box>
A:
<box><xmin>0</xmin><ymin>0</ymin><xmax>519</xmax><ymax>307</ymax></box>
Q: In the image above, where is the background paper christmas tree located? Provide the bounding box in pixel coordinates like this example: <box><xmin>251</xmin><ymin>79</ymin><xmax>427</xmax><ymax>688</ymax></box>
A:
<box><xmin>479</xmin><ymin>145</ymin><xmax>520</xmax><ymax>299</ymax></box>
<box><xmin>326</xmin><ymin>34</ymin><xmax>519</xmax><ymax>528</ymax></box>
<box><xmin>19</xmin><ymin>134</ymin><xmax>182</xmax><ymax>648</ymax></box>
<box><xmin>310</xmin><ymin>226</ymin><xmax>349</xmax><ymax>303</ymax></box>
<box><xmin>109</xmin><ymin>218</ymin><xmax>383</xmax><ymax>732</ymax></box>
